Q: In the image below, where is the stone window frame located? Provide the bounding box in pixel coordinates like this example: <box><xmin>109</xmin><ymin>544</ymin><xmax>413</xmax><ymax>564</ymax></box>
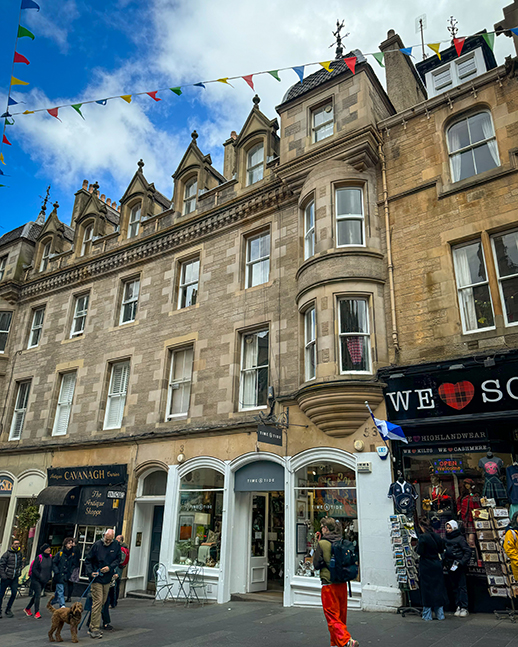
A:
<box><xmin>303</xmin><ymin>303</ymin><xmax>317</xmax><ymax>382</ymax></box>
<box><xmin>103</xmin><ymin>359</ymin><xmax>131</xmax><ymax>430</ymax></box>
<box><xmin>39</xmin><ymin>238</ymin><xmax>53</xmax><ymax>272</ymax></box>
<box><xmin>183</xmin><ymin>175</ymin><xmax>198</xmax><ymax>215</ymax></box>
<box><xmin>165</xmin><ymin>344</ymin><xmax>194</xmax><ymax>420</ymax></box>
<box><xmin>27</xmin><ymin>305</ymin><xmax>46</xmax><ymax>349</ymax></box>
<box><xmin>491</xmin><ymin>228</ymin><xmax>518</xmax><ymax>328</ymax></box>
<box><xmin>9</xmin><ymin>379</ymin><xmax>32</xmax><ymax>441</ymax></box>
<box><xmin>245</xmin><ymin>140</ymin><xmax>265</xmax><ymax>186</ymax></box>
<box><xmin>118</xmin><ymin>274</ymin><xmax>141</xmax><ymax>326</ymax></box>
<box><xmin>238</xmin><ymin>325</ymin><xmax>270</xmax><ymax>412</ymax></box>
<box><xmin>301</xmin><ymin>194</ymin><xmax>316</xmax><ymax>261</ymax></box>
<box><xmin>333</xmin><ymin>183</ymin><xmax>366</xmax><ymax>249</ymax></box>
<box><xmin>69</xmin><ymin>291</ymin><xmax>90</xmax><ymax>338</ymax></box>
<box><xmin>52</xmin><ymin>370</ymin><xmax>77</xmax><ymax>437</ymax></box>
<box><xmin>127</xmin><ymin>202</ymin><xmax>142</xmax><ymax>239</ymax></box>
<box><xmin>309</xmin><ymin>97</ymin><xmax>335</xmax><ymax>144</ymax></box>
<box><xmin>177</xmin><ymin>256</ymin><xmax>200</xmax><ymax>310</ymax></box>
<box><xmin>336</xmin><ymin>293</ymin><xmax>373</xmax><ymax>375</ymax></box>
<box><xmin>0</xmin><ymin>255</ymin><xmax>7</xmax><ymax>281</ymax></box>
<box><xmin>244</xmin><ymin>227</ymin><xmax>271</xmax><ymax>289</ymax></box>
<box><xmin>80</xmin><ymin>221</ymin><xmax>95</xmax><ymax>256</ymax></box>
<box><xmin>0</xmin><ymin>310</ymin><xmax>13</xmax><ymax>354</ymax></box>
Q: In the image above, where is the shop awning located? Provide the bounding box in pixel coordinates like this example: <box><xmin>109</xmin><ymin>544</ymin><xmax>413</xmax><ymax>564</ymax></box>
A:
<box><xmin>35</xmin><ymin>486</ymin><xmax>80</xmax><ymax>506</ymax></box>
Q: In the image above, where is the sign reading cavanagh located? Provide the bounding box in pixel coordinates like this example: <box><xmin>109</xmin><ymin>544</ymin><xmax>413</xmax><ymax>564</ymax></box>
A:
<box><xmin>48</xmin><ymin>464</ymin><xmax>127</xmax><ymax>486</ymax></box>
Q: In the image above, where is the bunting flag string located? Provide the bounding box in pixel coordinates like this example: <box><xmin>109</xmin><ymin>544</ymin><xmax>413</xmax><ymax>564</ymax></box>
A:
<box><xmin>454</xmin><ymin>37</ymin><xmax>465</xmax><ymax>57</ymax></box>
<box><xmin>319</xmin><ymin>61</ymin><xmax>333</xmax><ymax>72</ymax></box>
<box><xmin>21</xmin><ymin>0</ymin><xmax>40</xmax><ymax>10</ymax></box>
<box><xmin>292</xmin><ymin>66</ymin><xmax>305</xmax><ymax>83</ymax></box>
<box><xmin>427</xmin><ymin>43</ymin><xmax>442</xmax><ymax>60</ymax></box>
<box><xmin>146</xmin><ymin>91</ymin><xmax>161</xmax><ymax>101</ymax></box>
<box><xmin>13</xmin><ymin>52</ymin><xmax>30</xmax><ymax>65</ymax></box>
<box><xmin>71</xmin><ymin>104</ymin><xmax>84</xmax><ymax>119</ymax></box>
<box><xmin>47</xmin><ymin>108</ymin><xmax>62</xmax><ymax>122</ymax></box>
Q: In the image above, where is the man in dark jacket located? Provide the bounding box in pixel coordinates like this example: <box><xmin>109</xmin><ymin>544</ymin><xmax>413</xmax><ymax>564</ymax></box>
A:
<box><xmin>0</xmin><ymin>539</ymin><xmax>23</xmax><ymax>618</ymax></box>
<box><xmin>84</xmin><ymin>530</ymin><xmax>121</xmax><ymax>639</ymax></box>
<box><xmin>444</xmin><ymin>520</ymin><xmax>472</xmax><ymax>617</ymax></box>
<box><xmin>24</xmin><ymin>543</ymin><xmax>53</xmax><ymax>618</ymax></box>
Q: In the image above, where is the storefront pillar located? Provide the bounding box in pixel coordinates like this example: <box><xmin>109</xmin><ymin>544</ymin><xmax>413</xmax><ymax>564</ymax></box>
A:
<box><xmin>218</xmin><ymin>461</ymin><xmax>233</xmax><ymax>604</ymax></box>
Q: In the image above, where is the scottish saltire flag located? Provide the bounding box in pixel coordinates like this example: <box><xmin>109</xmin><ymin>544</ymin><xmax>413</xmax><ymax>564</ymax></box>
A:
<box><xmin>366</xmin><ymin>403</ymin><xmax>408</xmax><ymax>443</ymax></box>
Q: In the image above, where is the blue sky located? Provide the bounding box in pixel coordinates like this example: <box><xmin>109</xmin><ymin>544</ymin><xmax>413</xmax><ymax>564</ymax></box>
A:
<box><xmin>0</xmin><ymin>0</ymin><xmax>514</xmax><ymax>234</ymax></box>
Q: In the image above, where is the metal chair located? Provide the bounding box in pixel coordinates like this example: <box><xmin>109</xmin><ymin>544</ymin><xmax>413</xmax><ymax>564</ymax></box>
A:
<box><xmin>184</xmin><ymin>563</ymin><xmax>208</xmax><ymax>606</ymax></box>
<box><xmin>152</xmin><ymin>562</ymin><xmax>175</xmax><ymax>604</ymax></box>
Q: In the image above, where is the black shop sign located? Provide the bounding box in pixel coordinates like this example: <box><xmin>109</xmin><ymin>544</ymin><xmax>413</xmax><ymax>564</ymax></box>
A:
<box><xmin>379</xmin><ymin>355</ymin><xmax>518</xmax><ymax>424</ymax></box>
<box><xmin>257</xmin><ymin>424</ymin><xmax>283</xmax><ymax>446</ymax></box>
<box><xmin>76</xmin><ymin>486</ymin><xmax>122</xmax><ymax>526</ymax></box>
<box><xmin>48</xmin><ymin>464</ymin><xmax>127</xmax><ymax>486</ymax></box>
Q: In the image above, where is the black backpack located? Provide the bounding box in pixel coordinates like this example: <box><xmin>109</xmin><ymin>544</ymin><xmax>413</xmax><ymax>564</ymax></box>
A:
<box><xmin>329</xmin><ymin>539</ymin><xmax>358</xmax><ymax>584</ymax></box>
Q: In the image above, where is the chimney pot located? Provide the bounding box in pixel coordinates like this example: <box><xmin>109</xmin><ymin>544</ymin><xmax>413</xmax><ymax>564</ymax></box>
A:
<box><xmin>230</xmin><ymin>130</ymin><xmax>237</xmax><ymax>140</ymax></box>
<box><xmin>112</xmin><ymin>202</ymin><xmax>117</xmax><ymax>210</ymax></box>
<box><xmin>106</xmin><ymin>198</ymin><xmax>111</xmax><ymax>206</ymax></box>
<box><xmin>387</xmin><ymin>29</ymin><xmax>395</xmax><ymax>38</ymax></box>
<box><xmin>82</xmin><ymin>179</ymin><xmax>88</xmax><ymax>190</ymax></box>
<box><xmin>101</xmin><ymin>194</ymin><xmax>106</xmax><ymax>202</ymax></box>
<box><xmin>89</xmin><ymin>184</ymin><xmax>94</xmax><ymax>193</ymax></box>
<box><xmin>117</xmin><ymin>204</ymin><xmax>121</xmax><ymax>212</ymax></box>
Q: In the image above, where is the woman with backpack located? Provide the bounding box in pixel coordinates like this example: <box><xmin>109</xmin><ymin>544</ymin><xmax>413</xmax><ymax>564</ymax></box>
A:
<box><xmin>416</xmin><ymin>517</ymin><xmax>448</xmax><ymax>621</ymax></box>
<box><xmin>313</xmin><ymin>517</ymin><xmax>359</xmax><ymax>647</ymax></box>
<box><xmin>24</xmin><ymin>543</ymin><xmax>53</xmax><ymax>619</ymax></box>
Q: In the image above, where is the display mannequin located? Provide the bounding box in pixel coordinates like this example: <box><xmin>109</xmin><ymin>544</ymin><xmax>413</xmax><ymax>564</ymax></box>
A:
<box><xmin>478</xmin><ymin>451</ymin><xmax>507</xmax><ymax>503</ymax></box>
<box><xmin>507</xmin><ymin>459</ymin><xmax>518</xmax><ymax>518</ymax></box>
<box><xmin>388</xmin><ymin>472</ymin><xmax>419</xmax><ymax>516</ymax></box>
<box><xmin>428</xmin><ymin>475</ymin><xmax>450</xmax><ymax>512</ymax></box>
<box><xmin>456</xmin><ymin>478</ymin><xmax>480</xmax><ymax>547</ymax></box>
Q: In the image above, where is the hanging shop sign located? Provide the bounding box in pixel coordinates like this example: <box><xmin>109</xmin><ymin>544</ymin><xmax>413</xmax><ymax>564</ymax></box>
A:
<box><xmin>379</xmin><ymin>354</ymin><xmax>518</xmax><ymax>424</ymax></box>
<box><xmin>76</xmin><ymin>486</ymin><xmax>123</xmax><ymax>526</ymax></box>
<box><xmin>432</xmin><ymin>458</ymin><xmax>465</xmax><ymax>475</ymax></box>
<box><xmin>48</xmin><ymin>464</ymin><xmax>127</xmax><ymax>486</ymax></box>
<box><xmin>0</xmin><ymin>476</ymin><xmax>13</xmax><ymax>495</ymax></box>
<box><xmin>257</xmin><ymin>424</ymin><xmax>283</xmax><ymax>446</ymax></box>
<box><xmin>234</xmin><ymin>460</ymin><xmax>285</xmax><ymax>491</ymax></box>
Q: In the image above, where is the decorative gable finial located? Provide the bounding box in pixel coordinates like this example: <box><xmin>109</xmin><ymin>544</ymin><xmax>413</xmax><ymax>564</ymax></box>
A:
<box><xmin>92</xmin><ymin>181</ymin><xmax>99</xmax><ymax>195</ymax></box>
<box><xmin>51</xmin><ymin>201</ymin><xmax>59</xmax><ymax>216</ymax></box>
<box><xmin>252</xmin><ymin>94</ymin><xmax>260</xmax><ymax>108</ymax></box>
<box><xmin>137</xmin><ymin>159</ymin><xmax>145</xmax><ymax>172</ymax></box>
<box><xmin>447</xmin><ymin>16</ymin><xmax>458</xmax><ymax>45</ymax></box>
<box><xmin>191</xmin><ymin>130</ymin><xmax>198</xmax><ymax>143</ymax></box>
<box><xmin>331</xmin><ymin>19</ymin><xmax>349</xmax><ymax>60</ymax></box>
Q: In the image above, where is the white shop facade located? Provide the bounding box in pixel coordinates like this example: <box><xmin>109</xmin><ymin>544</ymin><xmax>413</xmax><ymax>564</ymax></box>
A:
<box><xmin>127</xmin><ymin>447</ymin><xmax>399</xmax><ymax>610</ymax></box>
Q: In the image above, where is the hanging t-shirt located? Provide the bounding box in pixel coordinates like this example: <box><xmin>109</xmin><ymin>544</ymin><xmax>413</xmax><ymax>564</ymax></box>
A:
<box><xmin>507</xmin><ymin>465</ymin><xmax>518</xmax><ymax>504</ymax></box>
<box><xmin>388</xmin><ymin>481</ymin><xmax>418</xmax><ymax>515</ymax></box>
<box><xmin>478</xmin><ymin>456</ymin><xmax>504</xmax><ymax>477</ymax></box>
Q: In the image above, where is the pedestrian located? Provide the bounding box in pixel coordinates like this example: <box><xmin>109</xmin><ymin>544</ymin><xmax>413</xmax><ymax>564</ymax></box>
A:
<box><xmin>108</xmin><ymin>534</ymin><xmax>129</xmax><ymax>609</ymax></box>
<box><xmin>313</xmin><ymin>517</ymin><xmax>359</xmax><ymax>647</ymax></box>
<box><xmin>416</xmin><ymin>517</ymin><xmax>448</xmax><ymax>621</ymax></box>
<box><xmin>84</xmin><ymin>529</ymin><xmax>121</xmax><ymax>639</ymax></box>
<box><xmin>66</xmin><ymin>537</ymin><xmax>81</xmax><ymax>602</ymax></box>
<box><xmin>51</xmin><ymin>537</ymin><xmax>76</xmax><ymax>609</ymax></box>
<box><xmin>24</xmin><ymin>543</ymin><xmax>53</xmax><ymax>619</ymax></box>
<box><xmin>0</xmin><ymin>538</ymin><xmax>24</xmax><ymax>618</ymax></box>
<box><xmin>503</xmin><ymin>511</ymin><xmax>518</xmax><ymax>580</ymax></box>
<box><xmin>444</xmin><ymin>520</ymin><xmax>472</xmax><ymax>617</ymax></box>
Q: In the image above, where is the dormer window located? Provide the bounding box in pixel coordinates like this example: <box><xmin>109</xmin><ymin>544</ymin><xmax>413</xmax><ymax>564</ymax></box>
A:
<box><xmin>433</xmin><ymin>68</ymin><xmax>452</xmax><ymax>92</ymax></box>
<box><xmin>81</xmin><ymin>224</ymin><xmax>94</xmax><ymax>256</ymax></box>
<box><xmin>128</xmin><ymin>204</ymin><xmax>141</xmax><ymax>238</ymax></box>
<box><xmin>40</xmin><ymin>241</ymin><xmax>51</xmax><ymax>272</ymax></box>
<box><xmin>457</xmin><ymin>55</ymin><xmax>477</xmax><ymax>80</ymax></box>
<box><xmin>312</xmin><ymin>102</ymin><xmax>334</xmax><ymax>142</ymax></box>
<box><xmin>183</xmin><ymin>178</ymin><xmax>197</xmax><ymax>215</ymax></box>
<box><xmin>425</xmin><ymin>49</ymin><xmax>486</xmax><ymax>98</ymax></box>
<box><xmin>247</xmin><ymin>143</ymin><xmax>264</xmax><ymax>186</ymax></box>
<box><xmin>447</xmin><ymin>111</ymin><xmax>499</xmax><ymax>183</ymax></box>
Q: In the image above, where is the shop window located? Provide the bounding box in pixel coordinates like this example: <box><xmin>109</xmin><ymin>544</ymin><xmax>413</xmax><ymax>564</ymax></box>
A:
<box><xmin>40</xmin><ymin>241</ymin><xmax>51</xmax><ymax>272</ymax></box>
<box><xmin>492</xmin><ymin>230</ymin><xmax>518</xmax><ymax>326</ymax></box>
<box><xmin>142</xmin><ymin>471</ymin><xmax>167</xmax><ymax>496</ymax></box>
<box><xmin>0</xmin><ymin>255</ymin><xmax>7</xmax><ymax>281</ymax></box>
<box><xmin>70</xmin><ymin>294</ymin><xmax>89</xmax><ymax>337</ymax></box>
<box><xmin>77</xmin><ymin>526</ymin><xmax>114</xmax><ymax>579</ymax></box>
<box><xmin>245</xmin><ymin>230</ymin><xmax>270</xmax><ymax>288</ymax></box>
<box><xmin>304</xmin><ymin>200</ymin><xmax>315</xmax><ymax>260</ymax></box>
<box><xmin>183</xmin><ymin>178</ymin><xmax>197</xmax><ymax>215</ymax></box>
<box><xmin>239</xmin><ymin>329</ymin><xmax>269</xmax><ymax>410</ymax></box>
<box><xmin>52</xmin><ymin>372</ymin><xmax>77</xmax><ymax>437</ymax></box>
<box><xmin>247</xmin><ymin>143</ymin><xmax>264</xmax><ymax>186</ymax></box>
<box><xmin>304</xmin><ymin>306</ymin><xmax>316</xmax><ymax>381</ymax></box>
<box><xmin>128</xmin><ymin>204</ymin><xmax>141</xmax><ymax>238</ymax></box>
<box><xmin>166</xmin><ymin>346</ymin><xmax>193</xmax><ymax>418</ymax></box>
<box><xmin>336</xmin><ymin>188</ymin><xmax>364</xmax><ymax>247</ymax></box>
<box><xmin>452</xmin><ymin>241</ymin><xmax>495</xmax><ymax>333</ymax></box>
<box><xmin>447</xmin><ymin>112</ymin><xmax>499</xmax><ymax>183</ymax></box>
<box><xmin>0</xmin><ymin>311</ymin><xmax>12</xmax><ymax>353</ymax></box>
<box><xmin>9</xmin><ymin>380</ymin><xmax>31</xmax><ymax>441</ymax></box>
<box><xmin>28</xmin><ymin>306</ymin><xmax>45</xmax><ymax>349</ymax></box>
<box><xmin>81</xmin><ymin>224</ymin><xmax>94</xmax><ymax>256</ymax></box>
<box><xmin>103</xmin><ymin>361</ymin><xmax>130</xmax><ymax>430</ymax></box>
<box><xmin>119</xmin><ymin>278</ymin><xmax>140</xmax><ymax>325</ymax></box>
<box><xmin>178</xmin><ymin>258</ymin><xmax>199</xmax><ymax>309</ymax></box>
<box><xmin>338</xmin><ymin>298</ymin><xmax>371</xmax><ymax>373</ymax></box>
<box><xmin>294</xmin><ymin>461</ymin><xmax>358</xmax><ymax>579</ymax></box>
<box><xmin>312</xmin><ymin>102</ymin><xmax>334</xmax><ymax>142</ymax></box>
<box><xmin>175</xmin><ymin>468</ymin><xmax>224</xmax><ymax>568</ymax></box>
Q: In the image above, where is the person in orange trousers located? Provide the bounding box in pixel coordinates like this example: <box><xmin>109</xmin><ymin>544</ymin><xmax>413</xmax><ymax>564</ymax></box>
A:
<box><xmin>313</xmin><ymin>517</ymin><xmax>359</xmax><ymax>647</ymax></box>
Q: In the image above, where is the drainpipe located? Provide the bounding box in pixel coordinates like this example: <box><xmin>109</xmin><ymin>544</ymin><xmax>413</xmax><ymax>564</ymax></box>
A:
<box><xmin>377</xmin><ymin>136</ymin><xmax>401</xmax><ymax>355</ymax></box>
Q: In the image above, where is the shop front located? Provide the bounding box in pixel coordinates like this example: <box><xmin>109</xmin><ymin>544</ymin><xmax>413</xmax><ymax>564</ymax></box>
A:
<box><xmin>36</xmin><ymin>464</ymin><xmax>127</xmax><ymax>576</ymax></box>
<box><xmin>379</xmin><ymin>350</ymin><xmax>518</xmax><ymax>613</ymax></box>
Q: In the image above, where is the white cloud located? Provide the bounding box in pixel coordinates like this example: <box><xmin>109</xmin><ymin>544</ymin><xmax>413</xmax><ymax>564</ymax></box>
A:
<box><xmin>25</xmin><ymin>1</ymin><xmax>79</xmax><ymax>53</ymax></box>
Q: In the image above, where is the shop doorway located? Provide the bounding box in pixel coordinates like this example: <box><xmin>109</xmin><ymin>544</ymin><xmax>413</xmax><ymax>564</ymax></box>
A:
<box><xmin>147</xmin><ymin>505</ymin><xmax>164</xmax><ymax>588</ymax></box>
<box><xmin>248</xmin><ymin>491</ymin><xmax>284</xmax><ymax>593</ymax></box>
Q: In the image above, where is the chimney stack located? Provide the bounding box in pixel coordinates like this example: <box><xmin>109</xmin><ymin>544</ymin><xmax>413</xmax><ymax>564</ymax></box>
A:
<box><xmin>379</xmin><ymin>30</ymin><xmax>427</xmax><ymax>113</ymax></box>
<box><xmin>88</xmin><ymin>184</ymin><xmax>94</xmax><ymax>193</ymax></box>
<box><xmin>106</xmin><ymin>198</ymin><xmax>111</xmax><ymax>206</ymax></box>
<box><xmin>101</xmin><ymin>194</ymin><xmax>106</xmax><ymax>202</ymax></box>
<box><xmin>82</xmin><ymin>179</ymin><xmax>88</xmax><ymax>190</ymax></box>
<box><xmin>112</xmin><ymin>202</ymin><xmax>117</xmax><ymax>210</ymax></box>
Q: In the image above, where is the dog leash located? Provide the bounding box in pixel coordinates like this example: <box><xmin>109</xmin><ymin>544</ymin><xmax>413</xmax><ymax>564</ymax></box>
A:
<box><xmin>78</xmin><ymin>574</ymin><xmax>99</xmax><ymax>631</ymax></box>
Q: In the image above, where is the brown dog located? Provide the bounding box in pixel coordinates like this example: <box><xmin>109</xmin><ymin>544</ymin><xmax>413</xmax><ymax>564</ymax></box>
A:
<box><xmin>47</xmin><ymin>599</ymin><xmax>83</xmax><ymax>643</ymax></box>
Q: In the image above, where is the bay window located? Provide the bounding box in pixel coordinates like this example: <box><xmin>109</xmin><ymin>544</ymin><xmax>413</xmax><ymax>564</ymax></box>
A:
<box><xmin>336</xmin><ymin>188</ymin><xmax>364</xmax><ymax>247</ymax></box>
<box><xmin>304</xmin><ymin>307</ymin><xmax>316</xmax><ymax>381</ymax></box>
<box><xmin>304</xmin><ymin>201</ymin><xmax>315</xmax><ymax>260</ymax></box>
<box><xmin>338</xmin><ymin>298</ymin><xmax>371</xmax><ymax>373</ymax></box>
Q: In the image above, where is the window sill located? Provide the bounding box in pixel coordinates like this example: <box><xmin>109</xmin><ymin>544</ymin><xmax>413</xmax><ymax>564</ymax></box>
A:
<box><xmin>439</xmin><ymin>163</ymin><xmax>518</xmax><ymax>199</ymax></box>
<box><xmin>174</xmin><ymin>303</ymin><xmax>200</xmax><ymax>314</ymax></box>
<box><xmin>243</xmin><ymin>279</ymin><xmax>274</xmax><ymax>293</ymax></box>
<box><xmin>238</xmin><ymin>405</ymin><xmax>267</xmax><ymax>413</ymax></box>
<box><xmin>166</xmin><ymin>414</ymin><xmax>188</xmax><ymax>421</ymax></box>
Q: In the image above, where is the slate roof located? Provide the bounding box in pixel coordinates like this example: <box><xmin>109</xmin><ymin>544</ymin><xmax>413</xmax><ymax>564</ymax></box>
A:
<box><xmin>63</xmin><ymin>223</ymin><xmax>75</xmax><ymax>242</ymax></box>
<box><xmin>0</xmin><ymin>221</ymin><xmax>43</xmax><ymax>249</ymax></box>
<box><xmin>277</xmin><ymin>51</ymin><xmax>367</xmax><ymax>109</ymax></box>
<box><xmin>154</xmin><ymin>190</ymin><xmax>171</xmax><ymax>209</ymax></box>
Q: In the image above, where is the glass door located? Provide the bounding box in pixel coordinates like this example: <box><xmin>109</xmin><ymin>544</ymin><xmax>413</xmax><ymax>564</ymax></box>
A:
<box><xmin>249</xmin><ymin>493</ymin><xmax>268</xmax><ymax>592</ymax></box>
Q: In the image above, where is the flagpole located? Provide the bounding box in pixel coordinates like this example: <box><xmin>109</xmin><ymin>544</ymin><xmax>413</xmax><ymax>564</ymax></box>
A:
<box><xmin>365</xmin><ymin>400</ymin><xmax>390</xmax><ymax>449</ymax></box>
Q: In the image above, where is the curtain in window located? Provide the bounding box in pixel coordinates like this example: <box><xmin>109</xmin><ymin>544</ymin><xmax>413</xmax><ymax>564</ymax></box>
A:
<box><xmin>448</xmin><ymin>126</ymin><xmax>463</xmax><ymax>182</ymax></box>
<box><xmin>242</xmin><ymin>335</ymin><xmax>258</xmax><ymax>408</ymax></box>
<box><xmin>480</xmin><ymin>114</ymin><xmax>499</xmax><ymax>167</ymax></box>
<box><xmin>453</xmin><ymin>247</ymin><xmax>478</xmax><ymax>330</ymax></box>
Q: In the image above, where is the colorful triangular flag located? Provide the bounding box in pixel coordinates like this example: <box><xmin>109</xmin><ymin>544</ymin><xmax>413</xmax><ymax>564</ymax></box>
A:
<box><xmin>146</xmin><ymin>91</ymin><xmax>161</xmax><ymax>101</ymax></box>
<box><xmin>17</xmin><ymin>25</ymin><xmax>35</xmax><ymax>40</ymax></box>
<box><xmin>268</xmin><ymin>70</ymin><xmax>281</xmax><ymax>81</ymax></box>
<box><xmin>344</xmin><ymin>56</ymin><xmax>357</xmax><ymax>74</ymax></box>
<box><xmin>8</xmin><ymin>97</ymin><xmax>21</xmax><ymax>106</ymax></box>
<box><xmin>96</xmin><ymin>99</ymin><xmax>107</xmax><ymax>105</ymax></box>
<box><xmin>47</xmin><ymin>108</ymin><xmax>62</xmax><ymax>122</ymax></box>
<box><xmin>21</xmin><ymin>0</ymin><xmax>40</xmax><ymax>10</ymax></box>
<box><xmin>2</xmin><ymin>135</ymin><xmax>12</xmax><ymax>146</ymax></box>
<box><xmin>293</xmin><ymin>66</ymin><xmax>305</xmax><ymax>83</ymax></box>
<box><xmin>400</xmin><ymin>47</ymin><xmax>413</xmax><ymax>56</ymax></box>
<box><xmin>483</xmin><ymin>33</ymin><xmax>495</xmax><ymax>51</ymax></box>
<box><xmin>0</xmin><ymin>184</ymin><xmax>9</xmax><ymax>188</ymax></box>
<box><xmin>194</xmin><ymin>82</ymin><xmax>206</xmax><ymax>88</ymax></box>
<box><xmin>242</xmin><ymin>75</ymin><xmax>254</xmax><ymax>90</ymax></box>
<box><xmin>14</xmin><ymin>52</ymin><xmax>30</xmax><ymax>65</ymax></box>
<box><xmin>372</xmin><ymin>52</ymin><xmax>385</xmax><ymax>67</ymax></box>
<box><xmin>120</xmin><ymin>95</ymin><xmax>132</xmax><ymax>103</ymax></box>
<box><xmin>319</xmin><ymin>61</ymin><xmax>333</xmax><ymax>72</ymax></box>
<box><xmin>11</xmin><ymin>76</ymin><xmax>29</xmax><ymax>86</ymax></box>
<box><xmin>71</xmin><ymin>104</ymin><xmax>84</xmax><ymax>119</ymax></box>
<box><xmin>0</xmin><ymin>169</ymin><xmax>4</xmax><ymax>175</ymax></box>
<box><xmin>23</xmin><ymin>109</ymin><xmax>34</xmax><ymax>114</ymax></box>
<box><xmin>454</xmin><ymin>38</ymin><xmax>466</xmax><ymax>57</ymax></box>
<box><xmin>427</xmin><ymin>43</ymin><xmax>442</xmax><ymax>60</ymax></box>
<box><xmin>5</xmin><ymin>119</ymin><xmax>14</xmax><ymax>126</ymax></box>
<box><xmin>0</xmin><ymin>153</ymin><xmax>5</xmax><ymax>164</ymax></box>
<box><xmin>511</xmin><ymin>28</ymin><xmax>518</xmax><ymax>37</ymax></box>
<box><xmin>216</xmin><ymin>78</ymin><xmax>233</xmax><ymax>87</ymax></box>
<box><xmin>170</xmin><ymin>87</ymin><xmax>182</xmax><ymax>95</ymax></box>
<box><xmin>1</xmin><ymin>112</ymin><xmax>11</xmax><ymax>118</ymax></box>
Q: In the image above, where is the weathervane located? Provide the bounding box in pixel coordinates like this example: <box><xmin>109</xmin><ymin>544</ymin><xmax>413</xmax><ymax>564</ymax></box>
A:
<box><xmin>36</xmin><ymin>185</ymin><xmax>51</xmax><ymax>225</ymax></box>
<box><xmin>330</xmin><ymin>20</ymin><xmax>350</xmax><ymax>59</ymax></box>
<box><xmin>448</xmin><ymin>16</ymin><xmax>459</xmax><ymax>45</ymax></box>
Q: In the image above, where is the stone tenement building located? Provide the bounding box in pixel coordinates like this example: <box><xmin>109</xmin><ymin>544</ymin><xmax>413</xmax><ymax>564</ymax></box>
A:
<box><xmin>0</xmin><ymin>4</ymin><xmax>517</xmax><ymax>613</ymax></box>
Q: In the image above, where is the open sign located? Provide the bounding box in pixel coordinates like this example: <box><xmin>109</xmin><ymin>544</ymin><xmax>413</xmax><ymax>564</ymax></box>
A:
<box><xmin>433</xmin><ymin>458</ymin><xmax>464</xmax><ymax>475</ymax></box>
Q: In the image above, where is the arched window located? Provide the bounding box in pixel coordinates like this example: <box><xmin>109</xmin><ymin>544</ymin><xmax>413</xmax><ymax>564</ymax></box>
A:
<box><xmin>127</xmin><ymin>204</ymin><xmax>141</xmax><ymax>238</ymax></box>
<box><xmin>447</xmin><ymin>111</ymin><xmax>499</xmax><ymax>183</ymax></box>
<box><xmin>183</xmin><ymin>178</ymin><xmax>197</xmax><ymax>215</ymax></box>
<box><xmin>247</xmin><ymin>143</ymin><xmax>264</xmax><ymax>186</ymax></box>
<box><xmin>40</xmin><ymin>241</ymin><xmax>51</xmax><ymax>272</ymax></box>
<box><xmin>81</xmin><ymin>224</ymin><xmax>94</xmax><ymax>256</ymax></box>
<box><xmin>142</xmin><ymin>470</ymin><xmax>167</xmax><ymax>496</ymax></box>
<box><xmin>175</xmin><ymin>468</ymin><xmax>224</xmax><ymax>567</ymax></box>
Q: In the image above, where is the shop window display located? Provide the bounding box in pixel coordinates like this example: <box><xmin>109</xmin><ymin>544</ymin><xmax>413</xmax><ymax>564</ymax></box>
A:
<box><xmin>175</xmin><ymin>468</ymin><xmax>224</xmax><ymax>568</ymax></box>
<box><xmin>293</xmin><ymin>462</ymin><xmax>358</xmax><ymax>580</ymax></box>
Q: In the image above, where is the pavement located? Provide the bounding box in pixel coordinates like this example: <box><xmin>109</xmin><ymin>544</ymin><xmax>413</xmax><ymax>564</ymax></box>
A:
<box><xmin>2</xmin><ymin>596</ymin><xmax>518</xmax><ymax>647</ymax></box>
